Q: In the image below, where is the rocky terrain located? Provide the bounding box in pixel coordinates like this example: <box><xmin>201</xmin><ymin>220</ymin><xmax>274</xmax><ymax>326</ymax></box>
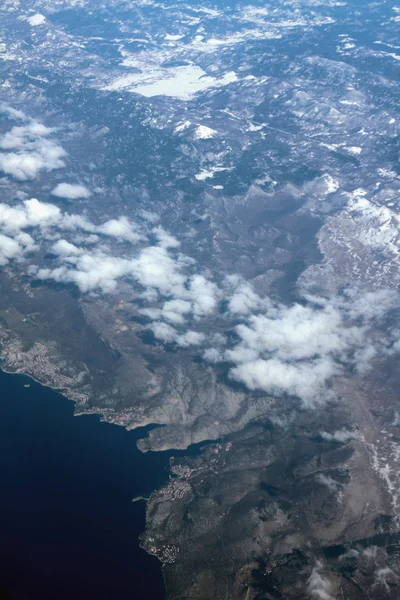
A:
<box><xmin>1</xmin><ymin>0</ymin><xmax>400</xmax><ymax>597</ymax></box>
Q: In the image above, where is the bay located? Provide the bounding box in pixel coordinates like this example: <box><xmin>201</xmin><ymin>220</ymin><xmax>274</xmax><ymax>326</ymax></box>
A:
<box><xmin>0</xmin><ymin>368</ymin><xmax>172</xmax><ymax>600</ymax></box>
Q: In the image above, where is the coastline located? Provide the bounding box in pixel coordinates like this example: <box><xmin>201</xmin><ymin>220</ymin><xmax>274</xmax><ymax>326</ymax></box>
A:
<box><xmin>0</xmin><ymin>365</ymin><xmax>172</xmax><ymax>599</ymax></box>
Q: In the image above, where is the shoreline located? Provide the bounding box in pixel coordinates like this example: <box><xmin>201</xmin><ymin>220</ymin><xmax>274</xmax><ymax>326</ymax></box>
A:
<box><xmin>0</xmin><ymin>365</ymin><xmax>172</xmax><ymax>599</ymax></box>
<box><xmin>0</xmin><ymin>364</ymin><xmax>170</xmax><ymax>595</ymax></box>
<box><xmin>0</xmin><ymin>360</ymin><xmax>206</xmax><ymax>598</ymax></box>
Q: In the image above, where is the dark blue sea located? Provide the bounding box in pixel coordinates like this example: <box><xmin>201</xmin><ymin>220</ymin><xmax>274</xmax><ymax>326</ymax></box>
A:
<box><xmin>0</xmin><ymin>369</ymin><xmax>174</xmax><ymax>600</ymax></box>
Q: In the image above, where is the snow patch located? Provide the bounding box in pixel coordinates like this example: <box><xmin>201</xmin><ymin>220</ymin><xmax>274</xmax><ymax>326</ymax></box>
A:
<box><xmin>195</xmin><ymin>125</ymin><xmax>216</xmax><ymax>139</ymax></box>
<box><xmin>104</xmin><ymin>65</ymin><xmax>237</xmax><ymax>100</ymax></box>
<box><xmin>175</xmin><ymin>120</ymin><xmax>191</xmax><ymax>133</ymax></box>
<box><xmin>195</xmin><ymin>167</ymin><xmax>230</xmax><ymax>181</ymax></box>
<box><xmin>164</xmin><ymin>34</ymin><xmax>184</xmax><ymax>41</ymax></box>
<box><xmin>347</xmin><ymin>146</ymin><xmax>362</xmax><ymax>156</ymax></box>
<box><xmin>27</xmin><ymin>13</ymin><xmax>46</xmax><ymax>26</ymax></box>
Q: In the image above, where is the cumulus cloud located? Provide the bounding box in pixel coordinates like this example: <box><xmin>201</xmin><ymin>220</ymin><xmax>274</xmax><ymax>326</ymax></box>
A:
<box><xmin>97</xmin><ymin>216</ymin><xmax>142</xmax><ymax>243</ymax></box>
<box><xmin>0</xmin><ymin>198</ymin><xmax>394</xmax><ymax>402</ymax></box>
<box><xmin>320</xmin><ymin>429</ymin><xmax>359</xmax><ymax>443</ymax></box>
<box><xmin>363</xmin><ymin>546</ymin><xmax>378</xmax><ymax>561</ymax></box>
<box><xmin>0</xmin><ymin>199</ymin><xmax>141</xmax><ymax>245</ymax></box>
<box><xmin>136</xmin><ymin>271</ymin><xmax>220</xmax><ymax>327</ymax></box>
<box><xmin>138</xmin><ymin>273</ymin><xmax>220</xmax><ymax>322</ymax></box>
<box><xmin>375</xmin><ymin>567</ymin><xmax>399</xmax><ymax>593</ymax></box>
<box><xmin>51</xmin><ymin>239</ymin><xmax>81</xmax><ymax>256</ymax></box>
<box><xmin>51</xmin><ymin>183</ymin><xmax>92</xmax><ymax>200</ymax></box>
<box><xmin>139</xmin><ymin>210</ymin><xmax>159</xmax><ymax>223</ymax></box>
<box><xmin>231</xmin><ymin>303</ymin><xmax>363</xmax><ymax>362</ymax></box>
<box><xmin>130</xmin><ymin>245</ymin><xmax>188</xmax><ymax>294</ymax></box>
<box><xmin>230</xmin><ymin>357</ymin><xmax>338</xmax><ymax>404</ymax></box>
<box><xmin>160</xmin><ymin>299</ymin><xmax>192</xmax><ymax>324</ymax></box>
<box><xmin>150</xmin><ymin>321</ymin><xmax>177</xmax><ymax>343</ymax></box>
<box><xmin>317</xmin><ymin>474</ymin><xmax>340</xmax><ymax>492</ymax></box>
<box><xmin>0</xmin><ymin>191</ymin><xmax>398</xmax><ymax>407</ymax></box>
<box><xmin>0</xmin><ymin>121</ymin><xmax>66</xmax><ymax>180</ymax></box>
<box><xmin>0</xmin><ymin>104</ymin><xmax>26</xmax><ymax>120</ymax></box>
<box><xmin>0</xmin><ymin>198</ymin><xmax>61</xmax><ymax>233</ymax></box>
<box><xmin>334</xmin><ymin>288</ymin><xmax>398</xmax><ymax>323</ymax></box>
<box><xmin>35</xmin><ymin>251</ymin><xmax>133</xmax><ymax>294</ymax></box>
<box><xmin>189</xmin><ymin>275</ymin><xmax>220</xmax><ymax>318</ymax></box>
<box><xmin>150</xmin><ymin>322</ymin><xmax>205</xmax><ymax>347</ymax></box>
<box><xmin>0</xmin><ymin>233</ymin><xmax>28</xmax><ymax>265</ymax></box>
<box><xmin>153</xmin><ymin>225</ymin><xmax>180</xmax><ymax>248</ymax></box>
<box><xmin>0</xmin><ymin>205</ymin><xmax>215</xmax><ymax>323</ymax></box>
<box><xmin>204</xmin><ymin>291</ymin><xmax>400</xmax><ymax>406</ymax></box>
<box><xmin>0</xmin><ymin>123</ymin><xmax>51</xmax><ymax>149</ymax></box>
<box><xmin>223</xmin><ymin>302</ymin><xmax>363</xmax><ymax>405</ymax></box>
<box><xmin>0</xmin><ymin>198</ymin><xmax>140</xmax><ymax>294</ymax></box>
<box><xmin>0</xmin><ymin>224</ymin><xmax>36</xmax><ymax>266</ymax></box>
<box><xmin>176</xmin><ymin>330</ymin><xmax>205</xmax><ymax>347</ymax></box>
<box><xmin>225</xmin><ymin>275</ymin><xmax>265</xmax><ymax>315</ymax></box>
<box><xmin>203</xmin><ymin>347</ymin><xmax>223</xmax><ymax>363</ymax></box>
<box><xmin>308</xmin><ymin>562</ymin><xmax>335</xmax><ymax>600</ymax></box>
<box><xmin>0</xmin><ymin>199</ymin><xmax>216</xmax><ymax>313</ymax></box>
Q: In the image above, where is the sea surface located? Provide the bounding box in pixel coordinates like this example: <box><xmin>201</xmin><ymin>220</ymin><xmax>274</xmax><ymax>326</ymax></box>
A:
<box><xmin>0</xmin><ymin>368</ymin><xmax>174</xmax><ymax>600</ymax></box>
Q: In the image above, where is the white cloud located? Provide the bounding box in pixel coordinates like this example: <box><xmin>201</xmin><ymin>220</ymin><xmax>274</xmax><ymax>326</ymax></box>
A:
<box><xmin>20</xmin><ymin>219</ymin><xmax>193</xmax><ymax>297</ymax></box>
<box><xmin>225</xmin><ymin>276</ymin><xmax>265</xmax><ymax>315</ymax></box>
<box><xmin>9</xmin><ymin>211</ymin><xmax>393</xmax><ymax>404</ymax></box>
<box><xmin>231</xmin><ymin>303</ymin><xmax>362</xmax><ymax>363</ymax></box>
<box><xmin>0</xmin><ymin>198</ymin><xmax>218</xmax><ymax>306</ymax></box>
<box><xmin>0</xmin><ymin>199</ymin><xmax>142</xmax><ymax>246</ymax></box>
<box><xmin>51</xmin><ymin>183</ymin><xmax>92</xmax><ymax>200</ymax></box>
<box><xmin>150</xmin><ymin>322</ymin><xmax>205</xmax><ymax>347</ymax></box>
<box><xmin>0</xmin><ymin>233</ymin><xmax>24</xmax><ymax>265</ymax></box>
<box><xmin>72</xmin><ymin>233</ymin><xmax>100</xmax><ymax>245</ymax></box>
<box><xmin>51</xmin><ymin>239</ymin><xmax>81</xmax><ymax>256</ymax></box>
<box><xmin>0</xmin><ymin>198</ymin><xmax>146</xmax><ymax>293</ymax></box>
<box><xmin>375</xmin><ymin>567</ymin><xmax>399</xmax><ymax>593</ymax></box>
<box><xmin>0</xmin><ymin>149</ymin><xmax>64</xmax><ymax>180</ymax></box>
<box><xmin>138</xmin><ymin>307</ymin><xmax>162</xmax><ymax>320</ymax></box>
<box><xmin>0</xmin><ymin>181</ymin><xmax>397</xmax><ymax>410</ymax></box>
<box><xmin>0</xmin><ymin>229</ymin><xmax>36</xmax><ymax>265</ymax></box>
<box><xmin>61</xmin><ymin>213</ymin><xmax>95</xmax><ymax>233</ymax></box>
<box><xmin>36</xmin><ymin>250</ymin><xmax>133</xmax><ymax>294</ymax></box>
<box><xmin>0</xmin><ymin>123</ymin><xmax>51</xmax><ymax>149</ymax></box>
<box><xmin>0</xmin><ymin>196</ymin><xmax>391</xmax><ymax>407</ymax></box>
<box><xmin>320</xmin><ymin>429</ymin><xmax>359</xmax><ymax>443</ymax></box>
<box><xmin>97</xmin><ymin>216</ymin><xmax>142</xmax><ymax>243</ymax></box>
<box><xmin>0</xmin><ymin>104</ymin><xmax>26</xmax><ymax>120</ymax></box>
<box><xmin>0</xmin><ymin>121</ymin><xmax>66</xmax><ymax>180</ymax></box>
<box><xmin>130</xmin><ymin>245</ymin><xmax>187</xmax><ymax>295</ymax></box>
<box><xmin>24</xmin><ymin>198</ymin><xmax>62</xmax><ymax>227</ymax></box>
<box><xmin>317</xmin><ymin>474</ymin><xmax>340</xmax><ymax>492</ymax></box>
<box><xmin>203</xmin><ymin>347</ymin><xmax>223</xmax><ymax>363</ymax></box>
<box><xmin>341</xmin><ymin>288</ymin><xmax>399</xmax><ymax>322</ymax></box>
<box><xmin>205</xmin><ymin>291</ymin><xmax>400</xmax><ymax>406</ymax></box>
<box><xmin>161</xmin><ymin>299</ymin><xmax>192</xmax><ymax>324</ymax></box>
<box><xmin>228</xmin><ymin>286</ymin><xmax>263</xmax><ymax>314</ymax></box>
<box><xmin>150</xmin><ymin>321</ymin><xmax>177</xmax><ymax>343</ymax></box>
<box><xmin>0</xmin><ymin>198</ymin><xmax>61</xmax><ymax>233</ymax></box>
<box><xmin>229</xmin><ymin>357</ymin><xmax>338</xmax><ymax>405</ymax></box>
<box><xmin>139</xmin><ymin>210</ymin><xmax>159</xmax><ymax>223</ymax></box>
<box><xmin>221</xmin><ymin>301</ymin><xmax>359</xmax><ymax>406</ymax></box>
<box><xmin>308</xmin><ymin>562</ymin><xmax>335</xmax><ymax>600</ymax></box>
<box><xmin>189</xmin><ymin>274</ymin><xmax>220</xmax><ymax>318</ymax></box>
<box><xmin>153</xmin><ymin>226</ymin><xmax>181</xmax><ymax>249</ymax></box>
<box><xmin>176</xmin><ymin>330</ymin><xmax>205</xmax><ymax>347</ymax></box>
